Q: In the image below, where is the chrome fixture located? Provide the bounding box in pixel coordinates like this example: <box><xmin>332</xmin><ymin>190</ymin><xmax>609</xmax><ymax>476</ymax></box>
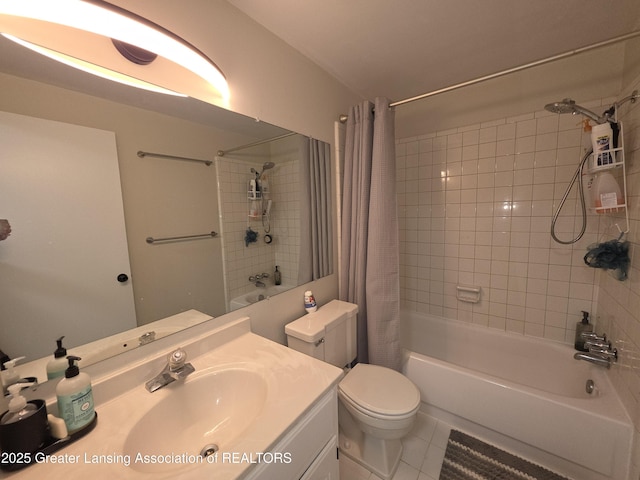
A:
<box><xmin>547</xmin><ymin>90</ymin><xmax>638</xmax><ymax>245</ymax></box>
<box><xmin>573</xmin><ymin>332</ymin><xmax>618</xmax><ymax>369</ymax></box>
<box><xmin>138</xmin><ymin>331</ymin><xmax>156</xmax><ymax>346</ymax></box>
<box><xmin>249</xmin><ymin>273</ymin><xmax>269</xmax><ymax>288</ymax></box>
<box><xmin>145</xmin><ymin>348</ymin><xmax>195</xmax><ymax>392</ymax></box>
<box><xmin>545</xmin><ymin>90</ymin><xmax>638</xmax><ymax>124</ymax></box>
<box><xmin>0</xmin><ymin>0</ymin><xmax>229</xmax><ymax>101</ymax></box>
<box><xmin>544</xmin><ymin>99</ymin><xmax>609</xmax><ymax>124</ymax></box>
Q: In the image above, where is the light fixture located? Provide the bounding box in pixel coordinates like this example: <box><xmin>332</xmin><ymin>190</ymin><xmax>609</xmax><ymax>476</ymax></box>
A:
<box><xmin>0</xmin><ymin>0</ymin><xmax>229</xmax><ymax>103</ymax></box>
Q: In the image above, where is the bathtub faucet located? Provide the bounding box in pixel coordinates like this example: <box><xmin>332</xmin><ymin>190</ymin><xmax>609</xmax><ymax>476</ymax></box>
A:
<box><xmin>574</xmin><ymin>332</ymin><xmax>618</xmax><ymax>369</ymax></box>
<box><xmin>573</xmin><ymin>351</ymin><xmax>614</xmax><ymax>369</ymax></box>
<box><xmin>248</xmin><ymin>273</ymin><xmax>269</xmax><ymax>287</ymax></box>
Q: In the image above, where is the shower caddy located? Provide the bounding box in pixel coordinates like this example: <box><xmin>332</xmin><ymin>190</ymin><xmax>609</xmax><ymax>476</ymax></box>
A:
<box><xmin>583</xmin><ymin>120</ymin><xmax>629</xmax><ymax>235</ymax></box>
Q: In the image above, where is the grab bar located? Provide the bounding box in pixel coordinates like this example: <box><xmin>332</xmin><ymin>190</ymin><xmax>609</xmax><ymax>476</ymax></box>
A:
<box><xmin>146</xmin><ymin>231</ymin><xmax>218</xmax><ymax>244</ymax></box>
<box><xmin>137</xmin><ymin>151</ymin><xmax>212</xmax><ymax>166</ymax></box>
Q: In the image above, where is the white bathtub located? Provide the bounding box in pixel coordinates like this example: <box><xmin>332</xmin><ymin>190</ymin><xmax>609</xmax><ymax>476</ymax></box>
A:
<box><xmin>400</xmin><ymin>310</ymin><xmax>632</xmax><ymax>480</ymax></box>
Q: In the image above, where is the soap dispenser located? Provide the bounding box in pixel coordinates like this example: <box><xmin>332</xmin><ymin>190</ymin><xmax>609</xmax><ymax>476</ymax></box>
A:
<box><xmin>574</xmin><ymin>311</ymin><xmax>593</xmax><ymax>352</ymax></box>
<box><xmin>1</xmin><ymin>383</ymin><xmax>38</xmax><ymax>424</ymax></box>
<box><xmin>56</xmin><ymin>356</ymin><xmax>95</xmax><ymax>434</ymax></box>
<box><xmin>1</xmin><ymin>356</ymin><xmax>26</xmax><ymax>394</ymax></box>
<box><xmin>46</xmin><ymin>336</ymin><xmax>68</xmax><ymax>380</ymax></box>
<box><xmin>0</xmin><ymin>383</ymin><xmax>49</xmax><ymax>461</ymax></box>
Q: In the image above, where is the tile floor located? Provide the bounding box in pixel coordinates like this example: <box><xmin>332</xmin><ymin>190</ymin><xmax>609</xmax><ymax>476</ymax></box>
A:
<box><xmin>339</xmin><ymin>412</ymin><xmax>451</xmax><ymax>480</ymax></box>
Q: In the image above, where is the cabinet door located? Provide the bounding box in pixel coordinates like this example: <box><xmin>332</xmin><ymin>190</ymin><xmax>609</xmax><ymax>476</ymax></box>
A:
<box><xmin>300</xmin><ymin>436</ymin><xmax>339</xmax><ymax>480</ymax></box>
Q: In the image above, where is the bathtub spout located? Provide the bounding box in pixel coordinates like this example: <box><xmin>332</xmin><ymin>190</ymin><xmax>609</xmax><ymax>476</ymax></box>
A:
<box><xmin>573</xmin><ymin>351</ymin><xmax>612</xmax><ymax>369</ymax></box>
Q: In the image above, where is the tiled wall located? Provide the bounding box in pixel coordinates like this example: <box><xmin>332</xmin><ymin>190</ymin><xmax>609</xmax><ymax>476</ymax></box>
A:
<box><xmin>215</xmin><ymin>138</ymin><xmax>302</xmax><ymax>307</ymax></box>
<box><xmin>397</xmin><ymin>75</ymin><xmax>640</xmax><ymax>475</ymax></box>
<box><xmin>397</xmin><ymin>100</ymin><xmax>615</xmax><ymax>342</ymax></box>
<box><xmin>595</xmin><ymin>77</ymin><xmax>640</xmax><ymax>477</ymax></box>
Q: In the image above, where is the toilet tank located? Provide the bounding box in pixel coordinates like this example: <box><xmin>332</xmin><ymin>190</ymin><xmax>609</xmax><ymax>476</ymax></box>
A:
<box><xmin>285</xmin><ymin>300</ymin><xmax>358</xmax><ymax>368</ymax></box>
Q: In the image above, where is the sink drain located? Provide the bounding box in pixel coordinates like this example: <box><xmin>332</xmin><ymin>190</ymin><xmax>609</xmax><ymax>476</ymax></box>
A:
<box><xmin>199</xmin><ymin>444</ymin><xmax>219</xmax><ymax>459</ymax></box>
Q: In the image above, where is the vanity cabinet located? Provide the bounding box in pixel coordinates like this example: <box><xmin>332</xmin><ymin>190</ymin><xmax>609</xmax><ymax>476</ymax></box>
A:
<box><xmin>244</xmin><ymin>387</ymin><xmax>339</xmax><ymax>480</ymax></box>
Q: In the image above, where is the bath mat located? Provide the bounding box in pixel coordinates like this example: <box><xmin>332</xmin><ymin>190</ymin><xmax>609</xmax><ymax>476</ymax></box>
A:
<box><xmin>440</xmin><ymin>430</ymin><xmax>570</xmax><ymax>480</ymax></box>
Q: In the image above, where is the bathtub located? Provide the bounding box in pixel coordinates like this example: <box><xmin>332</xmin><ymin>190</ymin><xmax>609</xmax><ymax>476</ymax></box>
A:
<box><xmin>400</xmin><ymin>310</ymin><xmax>632</xmax><ymax>480</ymax></box>
<box><xmin>229</xmin><ymin>284</ymin><xmax>293</xmax><ymax>310</ymax></box>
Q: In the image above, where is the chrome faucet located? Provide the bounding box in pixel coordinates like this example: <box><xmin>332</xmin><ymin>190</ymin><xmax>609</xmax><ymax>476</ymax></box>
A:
<box><xmin>145</xmin><ymin>348</ymin><xmax>195</xmax><ymax>392</ymax></box>
<box><xmin>573</xmin><ymin>351</ymin><xmax>615</xmax><ymax>369</ymax></box>
<box><xmin>573</xmin><ymin>332</ymin><xmax>618</xmax><ymax>369</ymax></box>
<box><xmin>248</xmin><ymin>273</ymin><xmax>269</xmax><ymax>287</ymax></box>
<box><xmin>139</xmin><ymin>331</ymin><xmax>156</xmax><ymax>346</ymax></box>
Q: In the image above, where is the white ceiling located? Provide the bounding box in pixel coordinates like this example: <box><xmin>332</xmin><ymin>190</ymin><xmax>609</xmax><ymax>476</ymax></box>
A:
<box><xmin>228</xmin><ymin>0</ymin><xmax>640</xmax><ymax>103</ymax></box>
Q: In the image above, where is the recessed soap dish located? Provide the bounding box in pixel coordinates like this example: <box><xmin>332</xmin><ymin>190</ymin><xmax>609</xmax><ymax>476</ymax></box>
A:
<box><xmin>456</xmin><ymin>285</ymin><xmax>481</xmax><ymax>303</ymax></box>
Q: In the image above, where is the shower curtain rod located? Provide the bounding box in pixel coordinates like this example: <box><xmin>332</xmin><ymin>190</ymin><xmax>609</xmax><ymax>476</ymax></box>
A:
<box><xmin>217</xmin><ymin>132</ymin><xmax>297</xmax><ymax>156</ymax></box>
<box><xmin>338</xmin><ymin>29</ymin><xmax>640</xmax><ymax>122</ymax></box>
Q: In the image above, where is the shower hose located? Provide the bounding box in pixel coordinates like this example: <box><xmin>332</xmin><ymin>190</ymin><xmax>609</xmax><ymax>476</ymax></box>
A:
<box><xmin>550</xmin><ymin>148</ymin><xmax>592</xmax><ymax>245</ymax></box>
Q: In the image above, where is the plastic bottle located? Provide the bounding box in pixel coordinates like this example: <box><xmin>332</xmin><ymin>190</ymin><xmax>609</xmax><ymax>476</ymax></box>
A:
<box><xmin>591</xmin><ymin>172</ymin><xmax>624</xmax><ymax>213</ymax></box>
<box><xmin>46</xmin><ymin>336</ymin><xmax>68</xmax><ymax>380</ymax></box>
<box><xmin>56</xmin><ymin>356</ymin><xmax>95</xmax><ymax>434</ymax></box>
<box><xmin>274</xmin><ymin>265</ymin><xmax>282</xmax><ymax>285</ymax></box>
<box><xmin>304</xmin><ymin>290</ymin><xmax>318</xmax><ymax>313</ymax></box>
<box><xmin>591</xmin><ymin>122</ymin><xmax>613</xmax><ymax>166</ymax></box>
<box><xmin>574</xmin><ymin>311</ymin><xmax>593</xmax><ymax>352</ymax></box>
<box><xmin>0</xmin><ymin>383</ymin><xmax>37</xmax><ymax>425</ymax></box>
<box><xmin>1</xmin><ymin>356</ymin><xmax>25</xmax><ymax>394</ymax></box>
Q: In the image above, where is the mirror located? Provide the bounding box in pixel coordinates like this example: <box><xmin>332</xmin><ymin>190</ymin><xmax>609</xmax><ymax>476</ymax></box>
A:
<box><xmin>0</xmin><ymin>35</ymin><xmax>333</xmax><ymax>382</ymax></box>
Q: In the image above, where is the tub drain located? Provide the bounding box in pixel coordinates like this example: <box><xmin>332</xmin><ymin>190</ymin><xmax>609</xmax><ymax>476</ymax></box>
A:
<box><xmin>586</xmin><ymin>379</ymin><xmax>595</xmax><ymax>395</ymax></box>
<box><xmin>199</xmin><ymin>444</ymin><xmax>219</xmax><ymax>458</ymax></box>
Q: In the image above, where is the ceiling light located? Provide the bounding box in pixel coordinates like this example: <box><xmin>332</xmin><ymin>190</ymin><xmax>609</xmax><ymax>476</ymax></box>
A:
<box><xmin>0</xmin><ymin>0</ymin><xmax>229</xmax><ymax>103</ymax></box>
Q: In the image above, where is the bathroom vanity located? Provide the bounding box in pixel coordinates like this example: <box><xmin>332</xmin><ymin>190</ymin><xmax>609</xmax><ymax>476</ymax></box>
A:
<box><xmin>4</xmin><ymin>316</ymin><xmax>343</xmax><ymax>479</ymax></box>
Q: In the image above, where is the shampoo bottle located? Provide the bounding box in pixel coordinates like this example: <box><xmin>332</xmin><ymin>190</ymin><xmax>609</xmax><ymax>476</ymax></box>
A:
<box><xmin>591</xmin><ymin>172</ymin><xmax>624</xmax><ymax>213</ymax></box>
<box><xmin>591</xmin><ymin>122</ymin><xmax>614</xmax><ymax>166</ymax></box>
<box><xmin>46</xmin><ymin>336</ymin><xmax>68</xmax><ymax>380</ymax></box>
<box><xmin>274</xmin><ymin>265</ymin><xmax>281</xmax><ymax>285</ymax></box>
<box><xmin>56</xmin><ymin>356</ymin><xmax>95</xmax><ymax>434</ymax></box>
<box><xmin>574</xmin><ymin>311</ymin><xmax>593</xmax><ymax>352</ymax></box>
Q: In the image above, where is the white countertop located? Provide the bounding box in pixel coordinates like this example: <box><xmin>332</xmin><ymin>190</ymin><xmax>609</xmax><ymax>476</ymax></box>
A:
<box><xmin>5</xmin><ymin>322</ymin><xmax>342</xmax><ymax>479</ymax></box>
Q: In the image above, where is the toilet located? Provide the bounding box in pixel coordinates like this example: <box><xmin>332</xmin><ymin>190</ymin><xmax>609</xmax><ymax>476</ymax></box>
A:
<box><xmin>285</xmin><ymin>300</ymin><xmax>420</xmax><ymax>480</ymax></box>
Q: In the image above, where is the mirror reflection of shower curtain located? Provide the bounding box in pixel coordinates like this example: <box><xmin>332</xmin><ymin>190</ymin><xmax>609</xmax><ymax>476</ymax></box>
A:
<box><xmin>299</xmin><ymin>138</ymin><xmax>333</xmax><ymax>284</ymax></box>
<box><xmin>339</xmin><ymin>97</ymin><xmax>400</xmax><ymax>371</ymax></box>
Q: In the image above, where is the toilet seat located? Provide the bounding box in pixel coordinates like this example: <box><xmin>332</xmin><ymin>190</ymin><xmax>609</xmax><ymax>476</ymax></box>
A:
<box><xmin>338</xmin><ymin>363</ymin><xmax>420</xmax><ymax>419</ymax></box>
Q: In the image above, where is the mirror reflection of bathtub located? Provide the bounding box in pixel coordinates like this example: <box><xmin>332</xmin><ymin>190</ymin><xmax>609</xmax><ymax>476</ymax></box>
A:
<box><xmin>229</xmin><ymin>285</ymin><xmax>294</xmax><ymax>311</ymax></box>
<box><xmin>17</xmin><ymin>310</ymin><xmax>212</xmax><ymax>383</ymax></box>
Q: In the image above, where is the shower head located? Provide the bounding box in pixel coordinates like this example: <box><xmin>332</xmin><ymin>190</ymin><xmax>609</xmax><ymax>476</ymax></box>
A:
<box><xmin>259</xmin><ymin>162</ymin><xmax>275</xmax><ymax>177</ymax></box>
<box><xmin>544</xmin><ymin>98</ymin><xmax>607</xmax><ymax>124</ymax></box>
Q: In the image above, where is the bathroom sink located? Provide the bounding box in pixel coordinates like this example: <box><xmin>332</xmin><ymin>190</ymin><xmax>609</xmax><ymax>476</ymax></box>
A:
<box><xmin>122</xmin><ymin>367</ymin><xmax>268</xmax><ymax>473</ymax></box>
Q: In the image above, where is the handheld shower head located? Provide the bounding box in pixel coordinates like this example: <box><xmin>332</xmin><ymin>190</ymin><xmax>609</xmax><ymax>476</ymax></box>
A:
<box><xmin>544</xmin><ymin>98</ymin><xmax>607</xmax><ymax>124</ymax></box>
<box><xmin>259</xmin><ymin>162</ymin><xmax>275</xmax><ymax>177</ymax></box>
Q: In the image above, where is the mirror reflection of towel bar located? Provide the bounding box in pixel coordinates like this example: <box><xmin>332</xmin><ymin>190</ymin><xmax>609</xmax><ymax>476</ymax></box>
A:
<box><xmin>146</xmin><ymin>231</ymin><xmax>218</xmax><ymax>244</ymax></box>
<box><xmin>137</xmin><ymin>151</ymin><xmax>212</xmax><ymax>166</ymax></box>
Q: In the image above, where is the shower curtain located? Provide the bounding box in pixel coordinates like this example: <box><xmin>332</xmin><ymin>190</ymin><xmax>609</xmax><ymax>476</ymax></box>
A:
<box><xmin>339</xmin><ymin>97</ymin><xmax>401</xmax><ymax>371</ymax></box>
<box><xmin>299</xmin><ymin>138</ymin><xmax>333</xmax><ymax>284</ymax></box>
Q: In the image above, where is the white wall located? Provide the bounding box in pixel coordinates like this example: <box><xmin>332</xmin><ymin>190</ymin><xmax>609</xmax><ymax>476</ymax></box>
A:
<box><xmin>112</xmin><ymin>0</ymin><xmax>362</xmax><ymax>143</ymax></box>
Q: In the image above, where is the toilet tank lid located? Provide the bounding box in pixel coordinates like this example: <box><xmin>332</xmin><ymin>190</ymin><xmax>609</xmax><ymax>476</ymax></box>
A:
<box><xmin>285</xmin><ymin>300</ymin><xmax>358</xmax><ymax>342</ymax></box>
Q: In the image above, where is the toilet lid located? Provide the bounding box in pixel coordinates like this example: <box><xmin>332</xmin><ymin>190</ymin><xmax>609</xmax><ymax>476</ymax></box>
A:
<box><xmin>339</xmin><ymin>363</ymin><xmax>420</xmax><ymax>417</ymax></box>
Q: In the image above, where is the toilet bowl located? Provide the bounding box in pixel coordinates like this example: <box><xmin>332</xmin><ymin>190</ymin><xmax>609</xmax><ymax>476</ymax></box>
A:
<box><xmin>285</xmin><ymin>300</ymin><xmax>421</xmax><ymax>480</ymax></box>
<box><xmin>337</xmin><ymin>363</ymin><xmax>420</xmax><ymax>479</ymax></box>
